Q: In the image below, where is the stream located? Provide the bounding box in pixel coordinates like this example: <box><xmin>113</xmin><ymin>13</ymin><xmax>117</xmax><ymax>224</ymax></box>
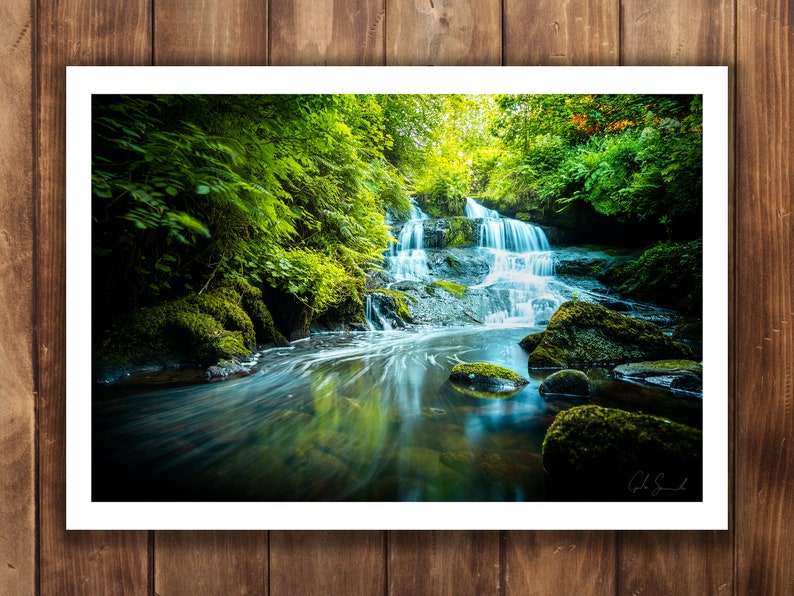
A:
<box><xmin>93</xmin><ymin>199</ymin><xmax>701</xmax><ymax>502</ymax></box>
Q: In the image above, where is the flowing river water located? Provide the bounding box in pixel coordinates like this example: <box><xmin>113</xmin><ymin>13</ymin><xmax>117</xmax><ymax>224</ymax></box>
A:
<box><xmin>94</xmin><ymin>200</ymin><xmax>701</xmax><ymax>502</ymax></box>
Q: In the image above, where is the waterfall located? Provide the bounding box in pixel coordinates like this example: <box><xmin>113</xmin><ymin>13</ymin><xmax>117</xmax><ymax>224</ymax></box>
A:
<box><xmin>387</xmin><ymin>203</ymin><xmax>429</xmax><ymax>281</ymax></box>
<box><xmin>465</xmin><ymin>198</ymin><xmax>560</xmax><ymax>326</ymax></box>
<box><xmin>365</xmin><ymin>294</ymin><xmax>393</xmax><ymax>331</ymax></box>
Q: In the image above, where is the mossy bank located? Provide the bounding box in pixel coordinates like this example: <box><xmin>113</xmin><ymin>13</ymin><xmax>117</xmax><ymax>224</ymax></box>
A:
<box><xmin>94</xmin><ymin>279</ymin><xmax>286</xmax><ymax>384</ymax></box>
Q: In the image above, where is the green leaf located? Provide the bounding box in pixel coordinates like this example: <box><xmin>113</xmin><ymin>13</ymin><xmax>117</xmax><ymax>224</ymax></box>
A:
<box><xmin>196</xmin><ymin>184</ymin><xmax>210</xmax><ymax>195</ymax></box>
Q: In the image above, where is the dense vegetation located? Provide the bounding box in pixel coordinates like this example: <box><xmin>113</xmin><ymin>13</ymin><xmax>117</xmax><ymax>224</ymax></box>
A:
<box><xmin>412</xmin><ymin>94</ymin><xmax>703</xmax><ymax>242</ymax></box>
<box><xmin>93</xmin><ymin>94</ymin><xmax>418</xmax><ymax>339</ymax></box>
<box><xmin>92</xmin><ymin>93</ymin><xmax>703</xmax><ymax>366</ymax></box>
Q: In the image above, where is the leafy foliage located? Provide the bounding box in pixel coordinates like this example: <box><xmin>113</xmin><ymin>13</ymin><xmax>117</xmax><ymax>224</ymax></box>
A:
<box><xmin>604</xmin><ymin>239</ymin><xmax>703</xmax><ymax>314</ymax></box>
<box><xmin>92</xmin><ymin>92</ymin><xmax>703</xmax><ymax>349</ymax></box>
<box><xmin>93</xmin><ymin>94</ymin><xmax>411</xmax><ymax>336</ymax></box>
<box><xmin>484</xmin><ymin>94</ymin><xmax>702</xmax><ymax>238</ymax></box>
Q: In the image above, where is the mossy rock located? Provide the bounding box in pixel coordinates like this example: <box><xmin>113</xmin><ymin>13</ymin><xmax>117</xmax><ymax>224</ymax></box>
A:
<box><xmin>542</xmin><ymin>405</ymin><xmax>702</xmax><ymax>501</ymax></box>
<box><xmin>366</xmin><ymin>288</ymin><xmax>414</xmax><ymax>326</ymax></box>
<box><xmin>526</xmin><ymin>300</ymin><xmax>693</xmax><ymax>369</ymax></box>
<box><xmin>613</xmin><ymin>360</ymin><xmax>702</xmax><ymax>380</ymax></box>
<box><xmin>94</xmin><ymin>278</ymin><xmax>285</xmax><ymax>381</ymax></box>
<box><xmin>449</xmin><ymin>362</ymin><xmax>529</xmax><ymax>397</ymax></box>
<box><xmin>519</xmin><ymin>332</ymin><xmax>544</xmax><ymax>353</ymax></box>
<box><xmin>613</xmin><ymin>360</ymin><xmax>703</xmax><ymax>396</ymax></box>
<box><xmin>539</xmin><ymin>369</ymin><xmax>590</xmax><ymax>397</ymax></box>
<box><xmin>431</xmin><ymin>280</ymin><xmax>468</xmax><ymax>298</ymax></box>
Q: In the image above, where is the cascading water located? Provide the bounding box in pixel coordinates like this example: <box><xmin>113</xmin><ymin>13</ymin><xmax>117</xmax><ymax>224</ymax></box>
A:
<box><xmin>365</xmin><ymin>294</ymin><xmax>393</xmax><ymax>331</ymax></box>
<box><xmin>465</xmin><ymin>197</ymin><xmax>561</xmax><ymax>326</ymax></box>
<box><xmin>387</xmin><ymin>203</ymin><xmax>430</xmax><ymax>281</ymax></box>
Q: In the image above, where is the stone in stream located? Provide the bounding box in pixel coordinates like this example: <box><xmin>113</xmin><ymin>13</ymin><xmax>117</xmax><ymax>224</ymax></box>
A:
<box><xmin>539</xmin><ymin>369</ymin><xmax>591</xmax><ymax>397</ymax></box>
<box><xmin>538</xmin><ymin>369</ymin><xmax>591</xmax><ymax>415</ymax></box>
<box><xmin>613</xmin><ymin>359</ymin><xmax>703</xmax><ymax>397</ymax></box>
<box><xmin>448</xmin><ymin>362</ymin><xmax>529</xmax><ymax>399</ymax></box>
<box><xmin>521</xmin><ymin>300</ymin><xmax>693</xmax><ymax>368</ymax></box>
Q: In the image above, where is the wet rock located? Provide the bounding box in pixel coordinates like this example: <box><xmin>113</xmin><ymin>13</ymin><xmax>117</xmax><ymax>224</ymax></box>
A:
<box><xmin>539</xmin><ymin>369</ymin><xmax>590</xmax><ymax>397</ymax></box>
<box><xmin>449</xmin><ymin>362</ymin><xmax>529</xmax><ymax>398</ymax></box>
<box><xmin>366</xmin><ymin>290</ymin><xmax>412</xmax><ymax>329</ymax></box>
<box><xmin>670</xmin><ymin>373</ymin><xmax>703</xmax><ymax>395</ymax></box>
<box><xmin>554</xmin><ymin>245</ymin><xmax>636</xmax><ymax>278</ymax></box>
<box><xmin>613</xmin><ymin>360</ymin><xmax>703</xmax><ymax>397</ymax></box>
<box><xmin>523</xmin><ymin>301</ymin><xmax>693</xmax><ymax>368</ymax></box>
<box><xmin>205</xmin><ymin>359</ymin><xmax>250</xmax><ymax>381</ymax></box>
<box><xmin>542</xmin><ymin>405</ymin><xmax>702</xmax><ymax>501</ymax></box>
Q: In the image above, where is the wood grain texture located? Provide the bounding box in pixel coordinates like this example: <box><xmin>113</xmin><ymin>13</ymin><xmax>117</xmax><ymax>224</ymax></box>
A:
<box><xmin>154</xmin><ymin>532</ymin><xmax>267</xmax><ymax>594</ymax></box>
<box><xmin>386</xmin><ymin>0</ymin><xmax>501</xmax><ymax>65</ymax></box>
<box><xmin>36</xmin><ymin>0</ymin><xmax>152</xmax><ymax>593</ymax></box>
<box><xmin>620</xmin><ymin>532</ymin><xmax>732</xmax><ymax>594</ymax></box>
<box><xmin>621</xmin><ymin>0</ymin><xmax>734</xmax><ymax>65</ymax></box>
<box><xmin>270</xmin><ymin>531</ymin><xmax>385</xmax><ymax>595</ymax></box>
<box><xmin>736</xmin><ymin>0</ymin><xmax>794</xmax><ymax>593</ymax></box>
<box><xmin>503</xmin><ymin>0</ymin><xmax>619</xmax><ymax>65</ymax></box>
<box><xmin>270</xmin><ymin>0</ymin><xmax>384</xmax><ymax>65</ymax></box>
<box><xmin>504</xmin><ymin>531</ymin><xmax>615</xmax><ymax>595</ymax></box>
<box><xmin>388</xmin><ymin>531</ymin><xmax>500</xmax><ymax>595</ymax></box>
<box><xmin>0</xmin><ymin>0</ymin><xmax>36</xmax><ymax>593</ymax></box>
<box><xmin>619</xmin><ymin>1</ymin><xmax>735</xmax><ymax>592</ymax></box>
<box><xmin>154</xmin><ymin>0</ymin><xmax>268</xmax><ymax>65</ymax></box>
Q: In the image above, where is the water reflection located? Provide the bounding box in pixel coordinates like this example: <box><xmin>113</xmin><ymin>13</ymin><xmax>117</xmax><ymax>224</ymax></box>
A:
<box><xmin>93</xmin><ymin>326</ymin><xmax>700</xmax><ymax>502</ymax></box>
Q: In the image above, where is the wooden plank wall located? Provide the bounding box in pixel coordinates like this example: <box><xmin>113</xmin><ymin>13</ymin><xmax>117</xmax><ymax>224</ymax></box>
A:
<box><xmin>2</xmin><ymin>0</ymin><xmax>791</xmax><ymax>592</ymax></box>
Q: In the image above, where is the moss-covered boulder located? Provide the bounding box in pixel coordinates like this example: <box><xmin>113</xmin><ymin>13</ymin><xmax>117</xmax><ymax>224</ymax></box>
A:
<box><xmin>522</xmin><ymin>300</ymin><xmax>693</xmax><ymax>369</ymax></box>
<box><xmin>613</xmin><ymin>359</ymin><xmax>703</xmax><ymax>397</ymax></box>
<box><xmin>448</xmin><ymin>362</ymin><xmax>529</xmax><ymax>398</ymax></box>
<box><xmin>542</xmin><ymin>405</ymin><xmax>702</xmax><ymax>501</ymax></box>
<box><xmin>539</xmin><ymin>369</ymin><xmax>590</xmax><ymax>397</ymax></box>
<box><xmin>94</xmin><ymin>279</ymin><xmax>286</xmax><ymax>383</ymax></box>
<box><xmin>518</xmin><ymin>331</ymin><xmax>544</xmax><ymax>352</ymax></box>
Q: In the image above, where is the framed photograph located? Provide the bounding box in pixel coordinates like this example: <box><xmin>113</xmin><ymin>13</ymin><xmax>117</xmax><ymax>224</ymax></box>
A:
<box><xmin>67</xmin><ymin>65</ymin><xmax>728</xmax><ymax>530</ymax></box>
